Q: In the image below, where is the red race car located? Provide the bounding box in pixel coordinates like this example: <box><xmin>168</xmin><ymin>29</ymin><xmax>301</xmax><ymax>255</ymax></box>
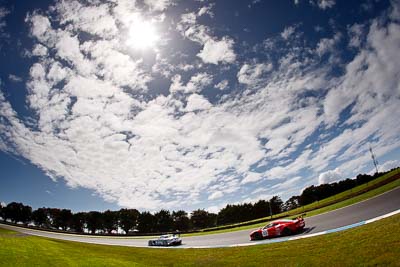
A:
<box><xmin>250</xmin><ymin>217</ymin><xmax>305</xmax><ymax>240</ymax></box>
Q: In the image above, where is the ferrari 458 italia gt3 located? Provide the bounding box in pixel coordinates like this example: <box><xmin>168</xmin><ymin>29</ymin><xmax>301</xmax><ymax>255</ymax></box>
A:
<box><xmin>250</xmin><ymin>217</ymin><xmax>305</xmax><ymax>240</ymax></box>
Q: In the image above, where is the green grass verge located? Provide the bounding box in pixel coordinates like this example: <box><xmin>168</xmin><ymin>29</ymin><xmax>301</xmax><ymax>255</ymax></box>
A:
<box><xmin>181</xmin><ymin>168</ymin><xmax>400</xmax><ymax>236</ymax></box>
<box><xmin>1</xmin><ymin>213</ymin><xmax>399</xmax><ymax>266</ymax></box>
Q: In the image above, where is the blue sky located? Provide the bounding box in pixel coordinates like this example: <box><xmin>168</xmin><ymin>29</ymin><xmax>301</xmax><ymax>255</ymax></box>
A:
<box><xmin>0</xmin><ymin>0</ymin><xmax>399</xmax><ymax>213</ymax></box>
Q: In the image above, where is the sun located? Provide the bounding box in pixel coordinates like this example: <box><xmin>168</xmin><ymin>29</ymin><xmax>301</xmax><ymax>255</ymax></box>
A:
<box><xmin>126</xmin><ymin>19</ymin><xmax>159</xmax><ymax>50</ymax></box>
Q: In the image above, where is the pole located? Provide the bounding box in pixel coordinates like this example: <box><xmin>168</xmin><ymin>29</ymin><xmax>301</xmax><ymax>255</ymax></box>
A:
<box><xmin>369</xmin><ymin>146</ymin><xmax>379</xmax><ymax>174</ymax></box>
<box><xmin>268</xmin><ymin>201</ymin><xmax>272</xmax><ymax>219</ymax></box>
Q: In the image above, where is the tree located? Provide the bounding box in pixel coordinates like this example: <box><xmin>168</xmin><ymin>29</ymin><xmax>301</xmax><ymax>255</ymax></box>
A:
<box><xmin>154</xmin><ymin>209</ymin><xmax>173</xmax><ymax>233</ymax></box>
<box><xmin>253</xmin><ymin>200</ymin><xmax>270</xmax><ymax>219</ymax></box>
<box><xmin>283</xmin><ymin>196</ymin><xmax>301</xmax><ymax>211</ymax></box>
<box><xmin>103</xmin><ymin>210</ymin><xmax>118</xmax><ymax>234</ymax></box>
<box><xmin>32</xmin><ymin>208</ymin><xmax>48</xmax><ymax>227</ymax></box>
<box><xmin>172</xmin><ymin>210</ymin><xmax>190</xmax><ymax>231</ymax></box>
<box><xmin>70</xmin><ymin>212</ymin><xmax>86</xmax><ymax>233</ymax></box>
<box><xmin>118</xmin><ymin>209</ymin><xmax>140</xmax><ymax>235</ymax></box>
<box><xmin>269</xmin><ymin>196</ymin><xmax>283</xmax><ymax>215</ymax></box>
<box><xmin>217</xmin><ymin>205</ymin><xmax>236</xmax><ymax>225</ymax></box>
<box><xmin>0</xmin><ymin>202</ymin><xmax>5</xmax><ymax>221</ymax></box>
<box><xmin>4</xmin><ymin>202</ymin><xmax>32</xmax><ymax>224</ymax></box>
<box><xmin>86</xmin><ymin>211</ymin><xmax>103</xmax><ymax>234</ymax></box>
<box><xmin>137</xmin><ymin>212</ymin><xmax>156</xmax><ymax>233</ymax></box>
<box><xmin>48</xmin><ymin>208</ymin><xmax>62</xmax><ymax>229</ymax></box>
<box><xmin>207</xmin><ymin>212</ymin><xmax>217</xmax><ymax>228</ymax></box>
<box><xmin>59</xmin><ymin>209</ymin><xmax>73</xmax><ymax>230</ymax></box>
<box><xmin>190</xmin><ymin>209</ymin><xmax>216</xmax><ymax>229</ymax></box>
<box><xmin>300</xmin><ymin>185</ymin><xmax>318</xmax><ymax>205</ymax></box>
<box><xmin>21</xmin><ymin>205</ymin><xmax>32</xmax><ymax>225</ymax></box>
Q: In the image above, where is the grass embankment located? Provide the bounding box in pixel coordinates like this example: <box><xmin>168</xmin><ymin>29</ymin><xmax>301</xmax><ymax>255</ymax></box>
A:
<box><xmin>1</xmin><ymin>214</ymin><xmax>399</xmax><ymax>266</ymax></box>
<box><xmin>182</xmin><ymin>168</ymin><xmax>400</xmax><ymax>236</ymax></box>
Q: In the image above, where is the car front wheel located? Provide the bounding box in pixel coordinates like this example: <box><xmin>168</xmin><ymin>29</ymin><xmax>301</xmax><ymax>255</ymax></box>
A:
<box><xmin>252</xmin><ymin>232</ymin><xmax>262</xmax><ymax>240</ymax></box>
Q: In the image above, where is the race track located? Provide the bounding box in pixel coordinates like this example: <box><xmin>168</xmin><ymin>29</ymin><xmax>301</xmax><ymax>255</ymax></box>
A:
<box><xmin>1</xmin><ymin>187</ymin><xmax>400</xmax><ymax>248</ymax></box>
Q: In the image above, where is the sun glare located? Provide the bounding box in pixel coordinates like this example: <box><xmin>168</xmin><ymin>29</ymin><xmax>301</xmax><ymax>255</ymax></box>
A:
<box><xmin>126</xmin><ymin>19</ymin><xmax>159</xmax><ymax>50</ymax></box>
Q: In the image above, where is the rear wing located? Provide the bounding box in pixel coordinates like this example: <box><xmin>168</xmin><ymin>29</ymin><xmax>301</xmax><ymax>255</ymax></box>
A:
<box><xmin>291</xmin><ymin>213</ymin><xmax>306</xmax><ymax>220</ymax></box>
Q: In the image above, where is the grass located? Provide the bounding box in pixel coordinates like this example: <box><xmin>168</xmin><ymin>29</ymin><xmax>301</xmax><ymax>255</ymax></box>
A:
<box><xmin>1</xmin><ymin>213</ymin><xmax>399</xmax><ymax>266</ymax></box>
<box><xmin>181</xmin><ymin>168</ymin><xmax>400</xmax><ymax>236</ymax></box>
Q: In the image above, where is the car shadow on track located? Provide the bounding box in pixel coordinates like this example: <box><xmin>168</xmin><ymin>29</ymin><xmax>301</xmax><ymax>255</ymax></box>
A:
<box><xmin>300</xmin><ymin>227</ymin><xmax>315</xmax><ymax>235</ymax></box>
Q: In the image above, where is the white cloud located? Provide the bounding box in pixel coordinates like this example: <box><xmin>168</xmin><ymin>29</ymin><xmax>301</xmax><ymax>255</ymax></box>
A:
<box><xmin>281</xmin><ymin>26</ymin><xmax>296</xmax><ymax>40</ymax></box>
<box><xmin>271</xmin><ymin>177</ymin><xmax>302</xmax><ymax>193</ymax></box>
<box><xmin>208</xmin><ymin>191</ymin><xmax>223</xmax><ymax>200</ymax></box>
<box><xmin>26</xmin><ymin>14</ymin><xmax>55</xmax><ymax>44</ymax></box>
<box><xmin>215</xmin><ymin>80</ymin><xmax>229</xmax><ymax>90</ymax></box>
<box><xmin>206</xmin><ymin>205</ymin><xmax>221</xmax><ymax>213</ymax></box>
<box><xmin>144</xmin><ymin>0</ymin><xmax>174</xmax><ymax>11</ymax></box>
<box><xmin>55</xmin><ymin>1</ymin><xmax>118</xmax><ymax>38</ymax></box>
<box><xmin>237</xmin><ymin>62</ymin><xmax>273</xmax><ymax>85</ymax></box>
<box><xmin>198</xmin><ymin>4</ymin><xmax>214</xmax><ymax>17</ymax></box>
<box><xmin>8</xmin><ymin>74</ymin><xmax>22</xmax><ymax>83</ymax></box>
<box><xmin>348</xmin><ymin>23</ymin><xmax>364</xmax><ymax>48</ymax></box>
<box><xmin>241</xmin><ymin>172</ymin><xmax>262</xmax><ymax>184</ymax></box>
<box><xmin>185</xmin><ymin>94</ymin><xmax>212</xmax><ymax>112</ymax></box>
<box><xmin>311</xmin><ymin>0</ymin><xmax>336</xmax><ymax>10</ymax></box>
<box><xmin>390</xmin><ymin>0</ymin><xmax>400</xmax><ymax>21</ymax></box>
<box><xmin>177</xmin><ymin>12</ymin><xmax>235</xmax><ymax>65</ymax></box>
<box><xmin>177</xmin><ymin>12</ymin><xmax>210</xmax><ymax>44</ymax></box>
<box><xmin>169</xmin><ymin>73</ymin><xmax>213</xmax><ymax>94</ymax></box>
<box><xmin>377</xmin><ymin>159</ymin><xmax>400</xmax><ymax>173</ymax></box>
<box><xmin>316</xmin><ymin>32</ymin><xmax>341</xmax><ymax>56</ymax></box>
<box><xmin>32</xmin><ymin>44</ymin><xmax>48</xmax><ymax>56</ymax></box>
<box><xmin>318</xmin><ymin>168</ymin><xmax>342</xmax><ymax>184</ymax></box>
<box><xmin>197</xmin><ymin>38</ymin><xmax>236</xmax><ymax>64</ymax></box>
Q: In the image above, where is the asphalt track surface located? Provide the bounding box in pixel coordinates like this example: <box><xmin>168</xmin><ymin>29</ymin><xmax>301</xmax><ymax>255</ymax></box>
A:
<box><xmin>1</xmin><ymin>187</ymin><xmax>400</xmax><ymax>248</ymax></box>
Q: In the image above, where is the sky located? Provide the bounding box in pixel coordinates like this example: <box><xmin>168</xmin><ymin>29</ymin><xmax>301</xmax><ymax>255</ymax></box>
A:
<box><xmin>0</xmin><ymin>0</ymin><xmax>400</xmax><ymax>213</ymax></box>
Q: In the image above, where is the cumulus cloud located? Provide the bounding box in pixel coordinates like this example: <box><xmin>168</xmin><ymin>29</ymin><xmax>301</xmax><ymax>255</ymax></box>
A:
<box><xmin>198</xmin><ymin>4</ymin><xmax>214</xmax><ymax>17</ymax></box>
<box><xmin>316</xmin><ymin>32</ymin><xmax>341</xmax><ymax>56</ymax></box>
<box><xmin>318</xmin><ymin>168</ymin><xmax>342</xmax><ymax>184</ymax></box>
<box><xmin>185</xmin><ymin>94</ymin><xmax>212</xmax><ymax>112</ymax></box>
<box><xmin>32</xmin><ymin>44</ymin><xmax>48</xmax><ymax>56</ymax></box>
<box><xmin>197</xmin><ymin>38</ymin><xmax>236</xmax><ymax>64</ymax></box>
<box><xmin>237</xmin><ymin>62</ymin><xmax>273</xmax><ymax>85</ymax></box>
<box><xmin>169</xmin><ymin>73</ymin><xmax>213</xmax><ymax>94</ymax></box>
<box><xmin>177</xmin><ymin>9</ymin><xmax>236</xmax><ymax>65</ymax></box>
<box><xmin>215</xmin><ymin>80</ymin><xmax>229</xmax><ymax>90</ymax></box>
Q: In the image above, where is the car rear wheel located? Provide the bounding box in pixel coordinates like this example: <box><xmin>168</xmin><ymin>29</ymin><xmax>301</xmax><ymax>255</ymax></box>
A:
<box><xmin>282</xmin><ymin>228</ymin><xmax>292</xmax><ymax>236</ymax></box>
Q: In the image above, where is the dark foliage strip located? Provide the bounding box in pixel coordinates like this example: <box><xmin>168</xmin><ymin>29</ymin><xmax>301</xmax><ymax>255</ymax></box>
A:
<box><xmin>0</xmin><ymin>168</ymin><xmax>397</xmax><ymax>235</ymax></box>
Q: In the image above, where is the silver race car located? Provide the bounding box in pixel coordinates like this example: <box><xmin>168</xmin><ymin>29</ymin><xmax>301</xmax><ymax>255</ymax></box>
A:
<box><xmin>148</xmin><ymin>234</ymin><xmax>182</xmax><ymax>246</ymax></box>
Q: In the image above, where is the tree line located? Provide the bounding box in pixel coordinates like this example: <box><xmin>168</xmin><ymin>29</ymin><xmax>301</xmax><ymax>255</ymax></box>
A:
<box><xmin>0</xmin><ymin>197</ymin><xmax>284</xmax><ymax>234</ymax></box>
<box><xmin>0</xmin><ymin>168</ymin><xmax>396</xmax><ymax>234</ymax></box>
